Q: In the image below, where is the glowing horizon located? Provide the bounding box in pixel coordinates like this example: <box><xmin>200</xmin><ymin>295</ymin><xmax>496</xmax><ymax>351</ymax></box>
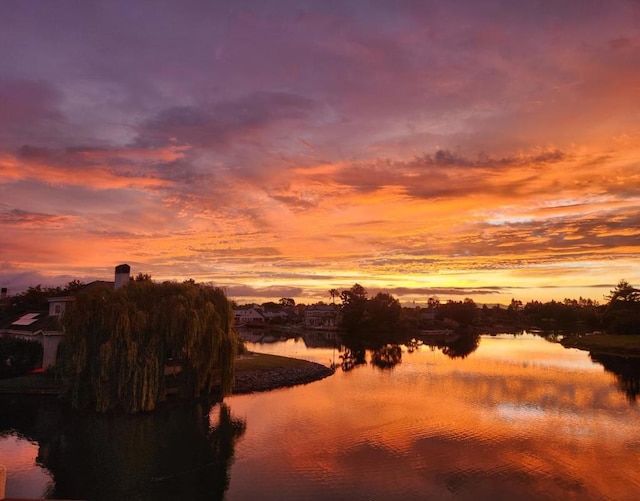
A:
<box><xmin>1</xmin><ymin>1</ymin><xmax>639</xmax><ymax>305</ymax></box>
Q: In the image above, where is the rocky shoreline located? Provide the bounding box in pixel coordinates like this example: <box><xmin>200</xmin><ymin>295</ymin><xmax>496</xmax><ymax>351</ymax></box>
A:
<box><xmin>231</xmin><ymin>361</ymin><xmax>334</xmax><ymax>395</ymax></box>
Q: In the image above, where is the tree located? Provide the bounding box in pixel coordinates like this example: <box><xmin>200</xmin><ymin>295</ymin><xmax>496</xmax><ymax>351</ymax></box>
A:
<box><xmin>438</xmin><ymin>298</ymin><xmax>477</xmax><ymax>326</ymax></box>
<box><xmin>367</xmin><ymin>292</ymin><xmax>401</xmax><ymax>330</ymax></box>
<box><xmin>10</xmin><ymin>284</ymin><xmax>63</xmax><ymax>313</ymax></box>
<box><xmin>279</xmin><ymin>297</ymin><xmax>295</xmax><ymax>307</ymax></box>
<box><xmin>329</xmin><ymin>289</ymin><xmax>339</xmax><ymax>305</ymax></box>
<box><xmin>65</xmin><ymin>280</ymin><xmax>86</xmax><ymax>293</ymax></box>
<box><xmin>339</xmin><ymin>284</ymin><xmax>368</xmax><ymax>330</ymax></box>
<box><xmin>59</xmin><ymin>280</ymin><xmax>237</xmax><ymax>413</ymax></box>
<box><xmin>508</xmin><ymin>299</ymin><xmax>522</xmax><ymax>312</ymax></box>
<box><xmin>604</xmin><ymin>280</ymin><xmax>640</xmax><ymax>335</ymax></box>
<box><xmin>607</xmin><ymin>280</ymin><xmax>640</xmax><ymax>304</ymax></box>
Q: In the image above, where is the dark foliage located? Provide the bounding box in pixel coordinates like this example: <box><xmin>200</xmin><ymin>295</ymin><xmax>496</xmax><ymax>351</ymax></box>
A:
<box><xmin>59</xmin><ymin>280</ymin><xmax>237</xmax><ymax>413</ymax></box>
<box><xmin>437</xmin><ymin>299</ymin><xmax>477</xmax><ymax>326</ymax></box>
<box><xmin>603</xmin><ymin>280</ymin><xmax>640</xmax><ymax>335</ymax></box>
<box><xmin>590</xmin><ymin>352</ymin><xmax>640</xmax><ymax>404</ymax></box>
<box><xmin>0</xmin><ymin>336</ymin><xmax>43</xmax><ymax>378</ymax></box>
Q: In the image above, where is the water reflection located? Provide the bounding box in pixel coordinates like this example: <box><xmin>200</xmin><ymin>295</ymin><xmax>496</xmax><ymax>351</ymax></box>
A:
<box><xmin>590</xmin><ymin>353</ymin><xmax>640</xmax><ymax>404</ymax></box>
<box><xmin>421</xmin><ymin>331</ymin><xmax>481</xmax><ymax>359</ymax></box>
<box><xmin>339</xmin><ymin>347</ymin><xmax>367</xmax><ymax>371</ymax></box>
<box><xmin>4</xmin><ymin>334</ymin><xmax>640</xmax><ymax>500</ymax></box>
<box><xmin>0</xmin><ymin>397</ymin><xmax>245</xmax><ymax>500</ymax></box>
<box><xmin>370</xmin><ymin>345</ymin><xmax>403</xmax><ymax>369</ymax></box>
<box><xmin>228</xmin><ymin>334</ymin><xmax>640</xmax><ymax>500</ymax></box>
<box><xmin>238</xmin><ymin>327</ymin><xmax>484</xmax><ymax>374</ymax></box>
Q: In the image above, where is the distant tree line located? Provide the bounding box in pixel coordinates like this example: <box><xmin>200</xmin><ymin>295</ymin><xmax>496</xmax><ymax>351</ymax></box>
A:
<box><xmin>333</xmin><ymin>279</ymin><xmax>640</xmax><ymax>336</ymax></box>
<box><xmin>339</xmin><ymin>284</ymin><xmax>402</xmax><ymax>332</ymax></box>
<box><xmin>0</xmin><ymin>281</ymin><xmax>86</xmax><ymax>321</ymax></box>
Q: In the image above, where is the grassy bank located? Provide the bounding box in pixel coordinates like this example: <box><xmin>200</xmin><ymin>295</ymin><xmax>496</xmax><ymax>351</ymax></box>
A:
<box><xmin>0</xmin><ymin>352</ymin><xmax>330</xmax><ymax>395</ymax></box>
<box><xmin>231</xmin><ymin>352</ymin><xmax>333</xmax><ymax>395</ymax></box>
<box><xmin>561</xmin><ymin>334</ymin><xmax>640</xmax><ymax>357</ymax></box>
<box><xmin>235</xmin><ymin>352</ymin><xmax>314</xmax><ymax>370</ymax></box>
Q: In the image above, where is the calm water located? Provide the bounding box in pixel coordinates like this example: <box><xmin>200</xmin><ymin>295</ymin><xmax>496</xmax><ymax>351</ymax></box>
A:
<box><xmin>2</xmin><ymin>333</ymin><xmax>640</xmax><ymax>500</ymax></box>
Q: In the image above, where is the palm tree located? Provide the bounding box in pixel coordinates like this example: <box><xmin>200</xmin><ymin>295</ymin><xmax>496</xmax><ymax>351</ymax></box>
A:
<box><xmin>329</xmin><ymin>289</ymin><xmax>339</xmax><ymax>304</ymax></box>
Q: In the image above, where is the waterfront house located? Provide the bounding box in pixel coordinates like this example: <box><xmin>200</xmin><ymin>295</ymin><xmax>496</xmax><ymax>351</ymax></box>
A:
<box><xmin>0</xmin><ymin>264</ymin><xmax>131</xmax><ymax>369</ymax></box>
<box><xmin>304</xmin><ymin>304</ymin><xmax>339</xmax><ymax>329</ymax></box>
<box><xmin>234</xmin><ymin>306</ymin><xmax>267</xmax><ymax>326</ymax></box>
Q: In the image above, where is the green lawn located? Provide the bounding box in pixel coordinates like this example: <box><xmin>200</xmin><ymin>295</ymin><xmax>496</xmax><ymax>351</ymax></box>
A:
<box><xmin>561</xmin><ymin>333</ymin><xmax>640</xmax><ymax>356</ymax></box>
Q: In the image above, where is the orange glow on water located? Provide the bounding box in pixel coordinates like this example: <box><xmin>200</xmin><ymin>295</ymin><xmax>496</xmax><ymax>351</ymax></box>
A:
<box><xmin>227</xmin><ymin>335</ymin><xmax>640</xmax><ymax>499</ymax></box>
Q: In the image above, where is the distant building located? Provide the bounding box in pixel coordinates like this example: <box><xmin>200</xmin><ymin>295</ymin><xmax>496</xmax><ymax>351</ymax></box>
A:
<box><xmin>304</xmin><ymin>304</ymin><xmax>339</xmax><ymax>329</ymax></box>
<box><xmin>234</xmin><ymin>306</ymin><xmax>266</xmax><ymax>326</ymax></box>
<box><xmin>47</xmin><ymin>295</ymin><xmax>75</xmax><ymax>318</ymax></box>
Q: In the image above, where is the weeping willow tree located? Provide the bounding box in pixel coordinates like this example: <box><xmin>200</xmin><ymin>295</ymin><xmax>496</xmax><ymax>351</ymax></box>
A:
<box><xmin>59</xmin><ymin>280</ymin><xmax>236</xmax><ymax>413</ymax></box>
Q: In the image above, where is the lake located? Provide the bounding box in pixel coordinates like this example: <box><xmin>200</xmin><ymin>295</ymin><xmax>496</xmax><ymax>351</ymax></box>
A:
<box><xmin>2</xmin><ymin>332</ymin><xmax>640</xmax><ymax>500</ymax></box>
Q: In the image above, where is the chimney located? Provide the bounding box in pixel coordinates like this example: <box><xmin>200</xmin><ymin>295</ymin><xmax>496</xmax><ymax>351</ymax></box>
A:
<box><xmin>114</xmin><ymin>264</ymin><xmax>131</xmax><ymax>289</ymax></box>
<box><xmin>1</xmin><ymin>287</ymin><xmax>7</xmax><ymax>299</ymax></box>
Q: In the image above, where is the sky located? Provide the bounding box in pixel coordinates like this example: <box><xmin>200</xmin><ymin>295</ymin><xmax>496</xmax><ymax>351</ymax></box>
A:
<box><xmin>1</xmin><ymin>0</ymin><xmax>639</xmax><ymax>306</ymax></box>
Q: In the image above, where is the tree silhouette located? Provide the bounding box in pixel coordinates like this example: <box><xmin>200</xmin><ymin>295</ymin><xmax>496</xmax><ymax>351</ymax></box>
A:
<box><xmin>339</xmin><ymin>284</ymin><xmax>368</xmax><ymax>330</ymax></box>
<box><xmin>604</xmin><ymin>280</ymin><xmax>640</xmax><ymax>334</ymax></box>
<box><xmin>59</xmin><ymin>280</ymin><xmax>237</xmax><ymax>413</ymax></box>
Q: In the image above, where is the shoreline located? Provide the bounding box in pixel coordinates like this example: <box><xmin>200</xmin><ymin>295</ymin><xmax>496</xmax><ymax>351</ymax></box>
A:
<box><xmin>560</xmin><ymin>334</ymin><xmax>640</xmax><ymax>358</ymax></box>
<box><xmin>229</xmin><ymin>354</ymin><xmax>334</xmax><ymax>395</ymax></box>
<box><xmin>0</xmin><ymin>352</ymin><xmax>335</xmax><ymax>397</ymax></box>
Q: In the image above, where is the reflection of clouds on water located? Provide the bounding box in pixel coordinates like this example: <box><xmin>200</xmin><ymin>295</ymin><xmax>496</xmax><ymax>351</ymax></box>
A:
<box><xmin>480</xmin><ymin>334</ymin><xmax>603</xmax><ymax>372</ymax></box>
<box><xmin>0</xmin><ymin>434</ymin><xmax>53</xmax><ymax>499</ymax></box>
<box><xmin>409</xmin><ymin>433</ymin><xmax>593</xmax><ymax>500</ymax></box>
<box><xmin>496</xmin><ymin>403</ymin><xmax>546</xmax><ymax>421</ymax></box>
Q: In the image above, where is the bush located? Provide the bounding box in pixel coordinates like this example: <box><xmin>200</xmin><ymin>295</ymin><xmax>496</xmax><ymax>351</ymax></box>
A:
<box><xmin>0</xmin><ymin>336</ymin><xmax>43</xmax><ymax>378</ymax></box>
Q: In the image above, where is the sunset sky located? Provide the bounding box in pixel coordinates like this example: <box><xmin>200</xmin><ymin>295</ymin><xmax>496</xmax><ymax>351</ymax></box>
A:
<box><xmin>1</xmin><ymin>0</ymin><xmax>639</xmax><ymax>305</ymax></box>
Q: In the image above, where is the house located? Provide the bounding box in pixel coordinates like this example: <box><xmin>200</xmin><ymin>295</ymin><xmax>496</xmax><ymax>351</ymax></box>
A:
<box><xmin>1</xmin><ymin>312</ymin><xmax>62</xmax><ymax>337</ymax></box>
<box><xmin>305</xmin><ymin>304</ymin><xmax>339</xmax><ymax>329</ymax></box>
<box><xmin>0</xmin><ymin>264</ymin><xmax>131</xmax><ymax>369</ymax></box>
<box><xmin>47</xmin><ymin>295</ymin><xmax>75</xmax><ymax>318</ymax></box>
<box><xmin>234</xmin><ymin>306</ymin><xmax>267</xmax><ymax>326</ymax></box>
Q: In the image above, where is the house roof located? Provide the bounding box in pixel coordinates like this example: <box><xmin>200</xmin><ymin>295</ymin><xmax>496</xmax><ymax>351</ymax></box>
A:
<box><xmin>0</xmin><ymin>312</ymin><xmax>62</xmax><ymax>335</ymax></box>
<box><xmin>307</xmin><ymin>304</ymin><xmax>337</xmax><ymax>312</ymax></box>
<box><xmin>47</xmin><ymin>280</ymin><xmax>114</xmax><ymax>303</ymax></box>
<box><xmin>47</xmin><ymin>296</ymin><xmax>75</xmax><ymax>303</ymax></box>
<box><xmin>81</xmin><ymin>280</ymin><xmax>115</xmax><ymax>292</ymax></box>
